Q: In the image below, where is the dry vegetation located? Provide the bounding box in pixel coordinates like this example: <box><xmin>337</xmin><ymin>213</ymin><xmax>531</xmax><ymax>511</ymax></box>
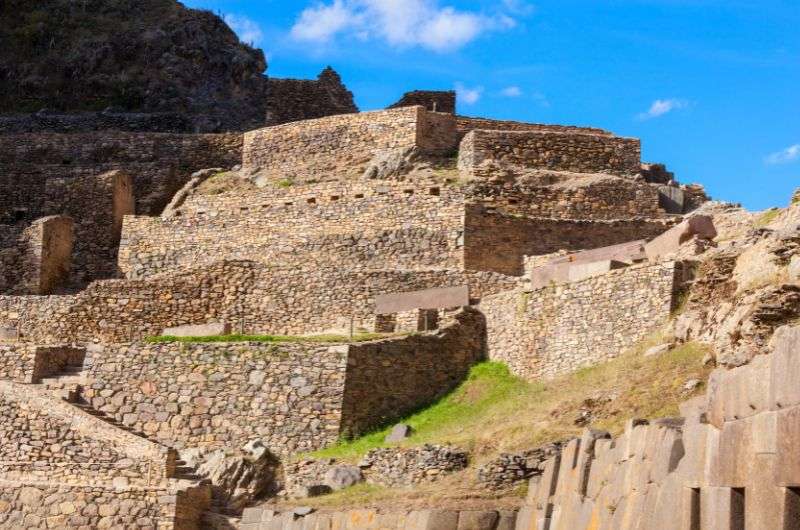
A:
<box><xmin>294</xmin><ymin>331</ymin><xmax>712</xmax><ymax>509</ymax></box>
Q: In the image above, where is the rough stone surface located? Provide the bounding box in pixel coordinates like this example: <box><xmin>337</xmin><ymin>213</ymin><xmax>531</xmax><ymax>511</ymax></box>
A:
<box><xmin>482</xmin><ymin>261</ymin><xmax>683</xmax><ymax>379</ymax></box>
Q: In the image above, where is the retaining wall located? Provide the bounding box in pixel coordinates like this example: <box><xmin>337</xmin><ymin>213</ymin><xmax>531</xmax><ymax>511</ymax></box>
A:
<box><xmin>481</xmin><ymin>261</ymin><xmax>680</xmax><ymax>379</ymax></box>
<box><xmin>119</xmin><ymin>181</ymin><xmax>465</xmax><ymax>279</ymax></box>
<box><xmin>458</xmin><ymin>129</ymin><xmax>641</xmax><ymax>176</ymax></box>
<box><xmin>463</xmin><ymin>206</ymin><xmax>673</xmax><ymax>276</ymax></box>
<box><xmin>242</xmin><ymin>107</ymin><xmax>457</xmax><ymax>184</ymax></box>
<box><xmin>73</xmin><ymin>309</ymin><xmax>483</xmax><ymax>453</ymax></box>
<box><xmin>0</xmin><ymin>261</ymin><xmax>515</xmax><ymax>343</ymax></box>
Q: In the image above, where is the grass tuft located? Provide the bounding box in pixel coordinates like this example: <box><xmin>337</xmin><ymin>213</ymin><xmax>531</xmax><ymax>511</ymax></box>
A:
<box><xmin>309</xmin><ymin>338</ymin><xmax>711</xmax><ymax>464</ymax></box>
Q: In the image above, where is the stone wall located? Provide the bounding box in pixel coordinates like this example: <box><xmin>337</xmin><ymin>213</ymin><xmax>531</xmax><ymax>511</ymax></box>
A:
<box><xmin>0</xmin><ymin>344</ymin><xmax>84</xmax><ymax>384</ymax></box>
<box><xmin>463</xmin><ymin>205</ymin><xmax>673</xmax><ymax>276</ymax></box>
<box><xmin>17</xmin><ymin>216</ymin><xmax>74</xmax><ymax>294</ymax></box>
<box><xmin>456</xmin><ymin>116</ymin><xmax>611</xmax><ymax>140</ymax></box>
<box><xmin>0</xmin><ymin>131</ymin><xmax>241</xmax><ymax>218</ymax></box>
<box><xmin>0</xmin><ymin>215</ymin><xmax>74</xmax><ymax>295</ymax></box>
<box><xmin>0</xmin><ymin>131</ymin><xmax>241</xmax><ymax>284</ymax></box>
<box><xmin>341</xmin><ymin>308</ymin><xmax>485</xmax><ymax>435</ymax></box>
<box><xmin>516</xmin><ymin>324</ymin><xmax>800</xmax><ymax>530</ymax></box>
<box><xmin>465</xmin><ymin>177</ymin><xmax>665</xmax><ymax>220</ymax></box>
<box><xmin>81</xmin><ymin>341</ymin><xmax>349</xmax><ymax>454</ymax></box>
<box><xmin>242</xmin><ymin>107</ymin><xmax>457</xmax><ymax>184</ymax></box>
<box><xmin>119</xmin><ymin>181</ymin><xmax>466</xmax><ymax>280</ymax></box>
<box><xmin>0</xmin><ymin>380</ymin><xmax>170</xmax><ymax>488</ymax></box>
<box><xmin>0</xmin><ymin>261</ymin><xmax>515</xmax><ymax>343</ymax></box>
<box><xmin>480</xmin><ymin>261</ymin><xmax>680</xmax><ymax>379</ymax></box>
<box><xmin>72</xmin><ymin>309</ymin><xmax>482</xmax><ymax>453</ymax></box>
<box><xmin>0</xmin><ymin>482</ymin><xmax>179</xmax><ymax>530</ymax></box>
<box><xmin>458</xmin><ymin>129</ymin><xmax>641</xmax><ymax>176</ymax></box>
<box><xmin>265</xmin><ymin>68</ymin><xmax>358</xmax><ymax>126</ymax></box>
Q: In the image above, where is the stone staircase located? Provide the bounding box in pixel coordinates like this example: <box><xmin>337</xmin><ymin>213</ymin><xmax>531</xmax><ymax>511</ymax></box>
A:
<box><xmin>31</xmin><ymin>361</ymin><xmax>205</xmax><ymax>484</ymax></box>
<box><xmin>38</xmin><ymin>362</ymin><xmax>85</xmax><ymax>401</ymax></box>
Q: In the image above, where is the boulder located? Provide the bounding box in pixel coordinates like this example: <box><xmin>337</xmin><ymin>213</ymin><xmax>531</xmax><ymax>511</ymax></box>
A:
<box><xmin>324</xmin><ymin>465</ymin><xmax>363</xmax><ymax>491</ymax></box>
<box><xmin>181</xmin><ymin>441</ymin><xmax>281</xmax><ymax>512</ymax></box>
<box><xmin>385</xmin><ymin>423</ymin><xmax>414</xmax><ymax>443</ymax></box>
<box><xmin>644</xmin><ymin>343</ymin><xmax>672</xmax><ymax>357</ymax></box>
<box><xmin>645</xmin><ymin>215</ymin><xmax>717</xmax><ymax>261</ymax></box>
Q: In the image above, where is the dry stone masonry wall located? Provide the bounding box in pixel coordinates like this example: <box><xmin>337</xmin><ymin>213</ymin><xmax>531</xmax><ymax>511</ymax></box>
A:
<box><xmin>0</xmin><ymin>261</ymin><xmax>515</xmax><ymax>343</ymax></box>
<box><xmin>242</xmin><ymin>107</ymin><xmax>457</xmax><ymax>184</ymax></box>
<box><xmin>463</xmin><ymin>206</ymin><xmax>674</xmax><ymax>276</ymax></box>
<box><xmin>458</xmin><ymin>129</ymin><xmax>641</xmax><ymax>176</ymax></box>
<box><xmin>481</xmin><ymin>261</ymin><xmax>680</xmax><ymax>379</ymax></box>
<box><xmin>119</xmin><ymin>181</ymin><xmax>466</xmax><ymax>279</ymax></box>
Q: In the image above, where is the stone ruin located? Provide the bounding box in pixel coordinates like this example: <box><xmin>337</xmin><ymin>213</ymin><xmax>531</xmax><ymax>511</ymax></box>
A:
<box><xmin>7</xmin><ymin>86</ymin><xmax>789</xmax><ymax>529</ymax></box>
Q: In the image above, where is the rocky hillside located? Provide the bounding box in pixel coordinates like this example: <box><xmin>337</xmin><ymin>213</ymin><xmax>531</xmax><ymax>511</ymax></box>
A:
<box><xmin>0</xmin><ymin>0</ymin><xmax>270</xmax><ymax>131</ymax></box>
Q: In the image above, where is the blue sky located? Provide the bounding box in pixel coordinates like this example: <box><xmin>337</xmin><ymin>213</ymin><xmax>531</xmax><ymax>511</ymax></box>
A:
<box><xmin>184</xmin><ymin>0</ymin><xmax>799</xmax><ymax>210</ymax></box>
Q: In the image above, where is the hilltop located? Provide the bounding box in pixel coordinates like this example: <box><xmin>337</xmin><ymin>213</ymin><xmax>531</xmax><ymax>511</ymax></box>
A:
<box><xmin>0</xmin><ymin>0</ymin><xmax>357</xmax><ymax>132</ymax></box>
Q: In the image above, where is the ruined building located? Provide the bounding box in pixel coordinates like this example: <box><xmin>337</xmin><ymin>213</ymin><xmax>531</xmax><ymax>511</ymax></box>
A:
<box><xmin>2</xmin><ymin>76</ymin><xmax>798</xmax><ymax>530</ymax></box>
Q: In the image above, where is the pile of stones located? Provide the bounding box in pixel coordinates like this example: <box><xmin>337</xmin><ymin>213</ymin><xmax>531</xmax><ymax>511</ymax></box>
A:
<box><xmin>475</xmin><ymin>442</ymin><xmax>563</xmax><ymax>491</ymax></box>
<box><xmin>359</xmin><ymin>444</ymin><xmax>468</xmax><ymax>487</ymax></box>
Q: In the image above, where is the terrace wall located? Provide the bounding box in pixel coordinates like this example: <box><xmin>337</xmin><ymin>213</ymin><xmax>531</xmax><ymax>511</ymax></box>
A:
<box><xmin>458</xmin><ymin>129</ymin><xmax>641</xmax><ymax>176</ymax></box>
<box><xmin>463</xmin><ymin>205</ymin><xmax>674</xmax><ymax>276</ymax></box>
<box><xmin>242</xmin><ymin>107</ymin><xmax>457</xmax><ymax>184</ymax></box>
<box><xmin>119</xmin><ymin>181</ymin><xmax>465</xmax><ymax>280</ymax></box>
<box><xmin>480</xmin><ymin>261</ymin><xmax>680</xmax><ymax>379</ymax></box>
<box><xmin>0</xmin><ymin>261</ymin><xmax>515</xmax><ymax>343</ymax></box>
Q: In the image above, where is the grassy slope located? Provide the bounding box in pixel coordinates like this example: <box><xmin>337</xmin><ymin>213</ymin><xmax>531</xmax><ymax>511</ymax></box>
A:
<box><xmin>297</xmin><ymin>337</ymin><xmax>712</xmax><ymax>509</ymax></box>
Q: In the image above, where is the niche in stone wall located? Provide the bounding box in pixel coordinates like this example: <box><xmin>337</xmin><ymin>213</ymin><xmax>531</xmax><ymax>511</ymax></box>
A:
<box><xmin>112</xmin><ymin>171</ymin><xmax>135</xmax><ymax>244</ymax></box>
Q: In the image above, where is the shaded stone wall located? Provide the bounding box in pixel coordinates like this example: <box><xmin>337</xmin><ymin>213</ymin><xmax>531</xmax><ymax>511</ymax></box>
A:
<box><xmin>0</xmin><ymin>216</ymin><xmax>74</xmax><ymax>295</ymax></box>
<box><xmin>0</xmin><ymin>132</ymin><xmax>241</xmax><ymax>284</ymax></box>
<box><xmin>0</xmin><ymin>344</ymin><xmax>83</xmax><ymax>384</ymax></box>
<box><xmin>465</xmin><ymin>177</ymin><xmax>665</xmax><ymax>220</ymax></box>
<box><xmin>516</xmin><ymin>325</ymin><xmax>800</xmax><ymax>530</ymax></box>
<box><xmin>480</xmin><ymin>261</ymin><xmax>679</xmax><ymax>379</ymax></box>
<box><xmin>0</xmin><ymin>261</ymin><xmax>515</xmax><ymax>343</ymax></box>
<box><xmin>119</xmin><ymin>181</ymin><xmax>466</xmax><ymax>280</ymax></box>
<box><xmin>265</xmin><ymin>67</ymin><xmax>358</xmax><ymax>126</ymax></box>
<box><xmin>0</xmin><ymin>131</ymin><xmax>241</xmax><ymax>218</ymax></box>
<box><xmin>242</xmin><ymin>107</ymin><xmax>457</xmax><ymax>184</ymax></box>
<box><xmin>341</xmin><ymin>308</ymin><xmax>485</xmax><ymax>436</ymax></box>
<box><xmin>463</xmin><ymin>205</ymin><xmax>673</xmax><ymax>276</ymax></box>
<box><xmin>458</xmin><ymin>129</ymin><xmax>641</xmax><ymax>176</ymax></box>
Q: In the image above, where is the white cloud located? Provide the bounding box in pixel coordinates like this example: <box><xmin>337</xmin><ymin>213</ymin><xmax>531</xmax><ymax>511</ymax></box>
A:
<box><xmin>224</xmin><ymin>14</ymin><xmax>264</xmax><ymax>46</ymax></box>
<box><xmin>501</xmin><ymin>86</ymin><xmax>522</xmax><ymax>97</ymax></box>
<box><xmin>637</xmin><ymin>98</ymin><xmax>689</xmax><ymax>120</ymax></box>
<box><xmin>290</xmin><ymin>0</ymin><xmax>522</xmax><ymax>52</ymax></box>
<box><xmin>765</xmin><ymin>144</ymin><xmax>800</xmax><ymax>165</ymax></box>
<box><xmin>456</xmin><ymin>82</ymin><xmax>483</xmax><ymax>105</ymax></box>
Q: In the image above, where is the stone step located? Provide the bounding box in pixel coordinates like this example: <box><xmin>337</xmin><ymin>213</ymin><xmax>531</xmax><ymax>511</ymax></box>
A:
<box><xmin>40</xmin><ymin>374</ymin><xmax>85</xmax><ymax>387</ymax></box>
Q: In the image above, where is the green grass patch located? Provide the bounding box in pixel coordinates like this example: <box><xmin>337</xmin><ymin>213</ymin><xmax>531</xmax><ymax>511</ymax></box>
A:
<box><xmin>145</xmin><ymin>332</ymin><xmax>395</xmax><ymax>344</ymax></box>
<box><xmin>309</xmin><ymin>337</ymin><xmax>712</xmax><ymax>463</ymax></box>
<box><xmin>755</xmin><ymin>207</ymin><xmax>781</xmax><ymax>228</ymax></box>
<box><xmin>276</xmin><ymin>178</ymin><xmax>294</xmax><ymax>188</ymax></box>
<box><xmin>311</xmin><ymin>362</ymin><xmax>536</xmax><ymax>461</ymax></box>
